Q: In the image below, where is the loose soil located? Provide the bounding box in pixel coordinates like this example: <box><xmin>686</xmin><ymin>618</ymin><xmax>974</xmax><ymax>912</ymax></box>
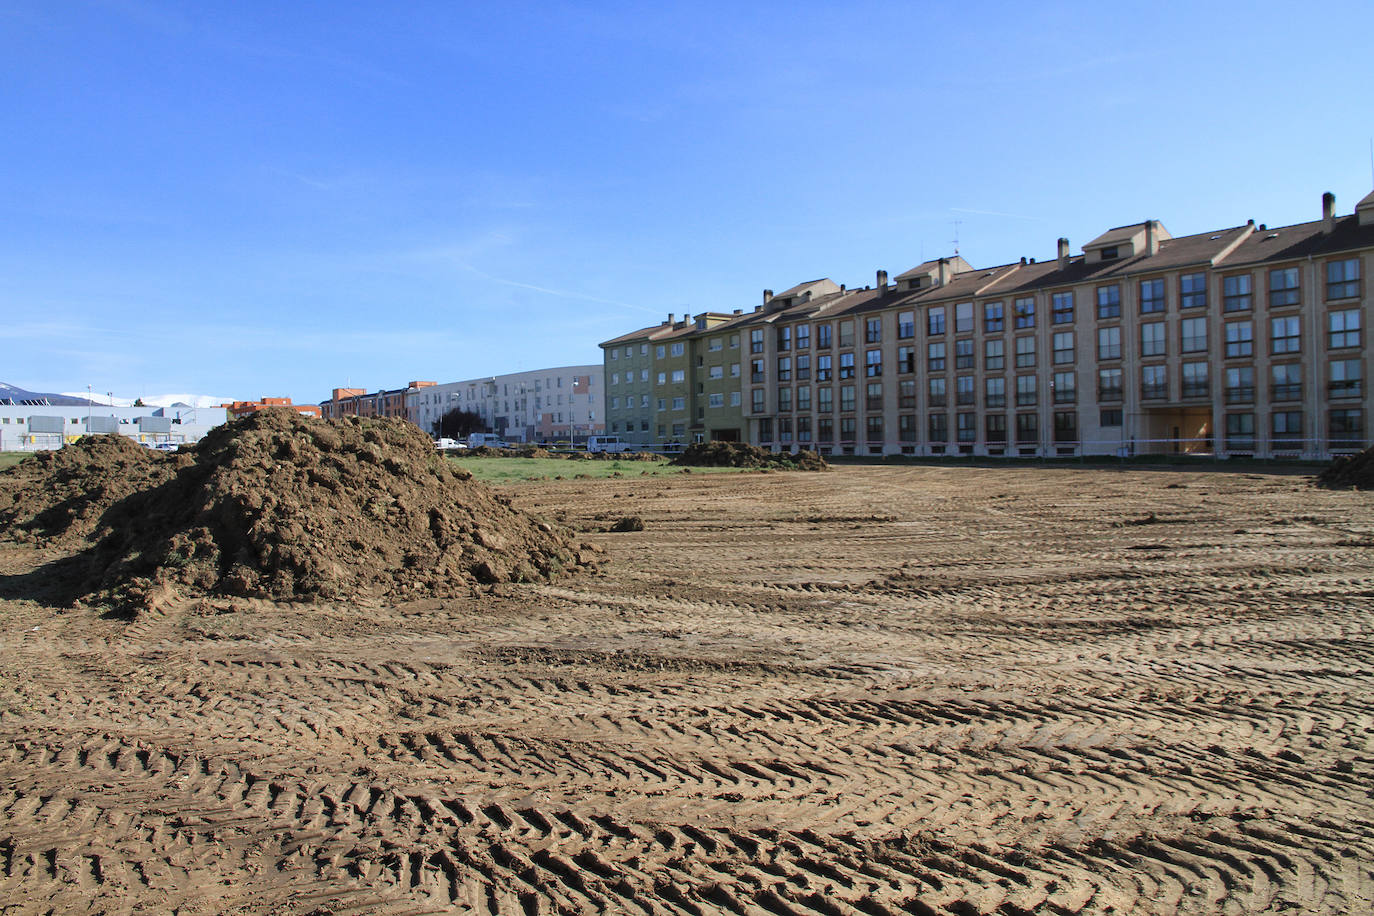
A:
<box><xmin>672</xmin><ymin>440</ymin><xmax>828</xmax><ymax>470</ymax></box>
<box><xmin>1316</xmin><ymin>444</ymin><xmax>1374</xmax><ymax>489</ymax></box>
<box><xmin>0</xmin><ymin>465</ymin><xmax>1371</xmax><ymax>914</ymax></box>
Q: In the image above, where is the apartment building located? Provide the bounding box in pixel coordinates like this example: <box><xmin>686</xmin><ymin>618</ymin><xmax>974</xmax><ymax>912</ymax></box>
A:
<box><xmin>221</xmin><ymin>397</ymin><xmax>321</xmax><ymax>418</ymax></box>
<box><xmin>602</xmin><ymin>189</ymin><xmax>1372</xmax><ymax>459</ymax></box>
<box><xmin>602</xmin><ymin>312</ymin><xmax>748</xmax><ymax>446</ymax></box>
<box><xmin>319</xmin><ymin>382</ymin><xmax>434</xmax><ymax>421</ymax></box>
<box><xmin>406</xmin><ymin>366</ymin><xmax>602</xmax><ymax>443</ymax></box>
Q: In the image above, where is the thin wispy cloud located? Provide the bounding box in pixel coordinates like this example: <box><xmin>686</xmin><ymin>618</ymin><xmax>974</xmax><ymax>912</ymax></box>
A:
<box><xmin>460</xmin><ymin>265</ymin><xmax>659</xmax><ymax>315</ymax></box>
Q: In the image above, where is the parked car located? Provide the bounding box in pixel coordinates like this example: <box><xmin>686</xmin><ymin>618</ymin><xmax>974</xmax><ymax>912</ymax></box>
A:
<box><xmin>586</xmin><ymin>435</ymin><xmax>635</xmax><ymax>454</ymax></box>
<box><xmin>466</xmin><ymin>432</ymin><xmax>508</xmax><ymax>449</ymax></box>
<box><xmin>435</xmin><ymin>438</ymin><xmax>465</xmax><ymax>451</ymax></box>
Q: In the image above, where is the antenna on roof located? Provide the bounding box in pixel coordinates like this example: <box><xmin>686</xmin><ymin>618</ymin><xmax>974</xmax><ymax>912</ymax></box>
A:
<box><xmin>950</xmin><ymin>220</ymin><xmax>962</xmax><ymax>257</ymax></box>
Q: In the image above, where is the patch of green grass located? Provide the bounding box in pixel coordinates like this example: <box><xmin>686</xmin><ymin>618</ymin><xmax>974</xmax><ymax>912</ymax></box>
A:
<box><xmin>0</xmin><ymin>452</ymin><xmax>30</xmax><ymax>470</ymax></box>
<box><xmin>449</xmin><ymin>456</ymin><xmax>746</xmax><ymax>482</ymax></box>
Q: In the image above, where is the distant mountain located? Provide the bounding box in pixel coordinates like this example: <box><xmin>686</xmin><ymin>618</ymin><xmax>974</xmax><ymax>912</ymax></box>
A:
<box><xmin>0</xmin><ymin>382</ymin><xmax>95</xmax><ymax>407</ymax></box>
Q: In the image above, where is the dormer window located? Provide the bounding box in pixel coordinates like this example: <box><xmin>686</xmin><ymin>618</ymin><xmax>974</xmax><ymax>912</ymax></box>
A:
<box><xmin>1100</xmin><ymin>245</ymin><xmax>1119</xmax><ymax>260</ymax></box>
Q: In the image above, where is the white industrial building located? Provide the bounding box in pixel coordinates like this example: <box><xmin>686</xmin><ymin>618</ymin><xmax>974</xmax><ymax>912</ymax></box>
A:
<box><xmin>407</xmin><ymin>366</ymin><xmax>603</xmax><ymax>444</ymax></box>
<box><xmin>0</xmin><ymin>404</ymin><xmax>229</xmax><ymax>452</ymax></box>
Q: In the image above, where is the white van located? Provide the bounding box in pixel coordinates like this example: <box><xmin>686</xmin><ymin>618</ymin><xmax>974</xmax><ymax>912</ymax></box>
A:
<box><xmin>435</xmin><ymin>437</ymin><xmax>464</xmax><ymax>451</ymax></box>
<box><xmin>586</xmin><ymin>435</ymin><xmax>634</xmax><ymax>454</ymax></box>
<box><xmin>466</xmin><ymin>432</ymin><xmax>507</xmax><ymax>449</ymax></box>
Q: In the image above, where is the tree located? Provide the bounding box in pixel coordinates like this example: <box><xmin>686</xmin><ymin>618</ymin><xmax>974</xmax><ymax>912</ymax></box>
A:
<box><xmin>433</xmin><ymin>408</ymin><xmax>487</xmax><ymax>440</ymax></box>
<box><xmin>133</xmin><ymin>398</ymin><xmax>145</xmax><ymax>407</ymax></box>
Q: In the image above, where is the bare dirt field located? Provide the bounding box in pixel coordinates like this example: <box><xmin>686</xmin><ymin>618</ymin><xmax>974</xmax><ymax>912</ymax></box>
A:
<box><xmin>1</xmin><ymin>464</ymin><xmax>1371</xmax><ymax>915</ymax></box>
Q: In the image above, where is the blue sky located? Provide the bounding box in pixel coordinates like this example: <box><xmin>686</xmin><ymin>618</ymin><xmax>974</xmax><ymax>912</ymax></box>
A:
<box><xmin>3</xmin><ymin>1</ymin><xmax>1372</xmax><ymax>404</ymax></box>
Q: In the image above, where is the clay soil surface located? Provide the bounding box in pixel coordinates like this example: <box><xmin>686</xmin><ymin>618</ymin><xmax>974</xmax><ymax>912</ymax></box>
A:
<box><xmin>1</xmin><ymin>465</ymin><xmax>1371</xmax><ymax>914</ymax></box>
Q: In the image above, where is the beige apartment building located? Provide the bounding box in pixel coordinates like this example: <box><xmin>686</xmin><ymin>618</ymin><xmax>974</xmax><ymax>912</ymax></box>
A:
<box><xmin>603</xmin><ymin>189</ymin><xmax>1372</xmax><ymax>458</ymax></box>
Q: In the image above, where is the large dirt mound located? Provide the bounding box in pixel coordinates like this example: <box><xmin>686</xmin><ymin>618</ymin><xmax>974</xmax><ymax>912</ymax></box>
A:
<box><xmin>1315</xmin><ymin>446</ymin><xmax>1374</xmax><ymax>490</ymax></box>
<box><xmin>65</xmin><ymin>411</ymin><xmax>599</xmax><ymax>613</ymax></box>
<box><xmin>0</xmin><ymin>435</ymin><xmax>180</xmax><ymax>545</ymax></box>
<box><xmin>671</xmin><ymin>441</ymin><xmax>828</xmax><ymax>471</ymax></box>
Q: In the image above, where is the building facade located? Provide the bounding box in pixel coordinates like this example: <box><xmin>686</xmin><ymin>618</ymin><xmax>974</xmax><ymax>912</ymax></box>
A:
<box><xmin>319</xmin><ymin>383</ymin><xmax>434</xmax><ymax>421</ymax></box>
<box><xmin>221</xmin><ymin>397</ymin><xmax>322</xmax><ymax>418</ymax></box>
<box><xmin>406</xmin><ymin>366</ymin><xmax>602</xmax><ymax>443</ymax></box>
<box><xmin>0</xmin><ymin>404</ymin><xmax>230</xmax><ymax>451</ymax></box>
<box><xmin>602</xmin><ymin>190</ymin><xmax>1373</xmax><ymax>459</ymax></box>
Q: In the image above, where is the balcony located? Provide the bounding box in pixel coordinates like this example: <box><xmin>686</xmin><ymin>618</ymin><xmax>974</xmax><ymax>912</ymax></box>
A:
<box><xmin>1224</xmin><ymin>386</ymin><xmax>1255</xmax><ymax>404</ymax></box>
<box><xmin>1141</xmin><ymin>384</ymin><xmax>1169</xmax><ymax>401</ymax></box>
<box><xmin>1329</xmin><ymin>381</ymin><xmax>1363</xmax><ymax>399</ymax></box>
<box><xmin>1271</xmin><ymin>383</ymin><xmax>1301</xmax><ymax>402</ymax></box>
<box><xmin>1181</xmin><ymin>382</ymin><xmax>1210</xmax><ymax>399</ymax></box>
<box><xmin>1097</xmin><ymin>386</ymin><xmax>1123</xmax><ymax>402</ymax></box>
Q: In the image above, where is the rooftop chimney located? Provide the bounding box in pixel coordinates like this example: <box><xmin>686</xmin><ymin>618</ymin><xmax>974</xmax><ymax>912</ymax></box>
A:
<box><xmin>937</xmin><ymin>257</ymin><xmax>950</xmax><ymax>287</ymax></box>
<box><xmin>876</xmin><ymin>269</ymin><xmax>888</xmax><ymax>292</ymax></box>
<box><xmin>666</xmin><ymin>312</ymin><xmax>674</xmax><ymax>325</ymax></box>
<box><xmin>732</xmin><ymin>308</ymin><xmax>742</xmax><ymax>315</ymax></box>
<box><xmin>1145</xmin><ymin>220</ymin><xmax>1160</xmax><ymax>256</ymax></box>
<box><xmin>763</xmin><ymin>289</ymin><xmax>774</xmax><ymax>305</ymax></box>
<box><xmin>1020</xmin><ymin>256</ymin><xmax>1027</xmax><ymax>266</ymax></box>
<box><xmin>1057</xmin><ymin>237</ymin><xmax>1070</xmax><ymax>269</ymax></box>
<box><xmin>1322</xmin><ymin>191</ymin><xmax>1336</xmax><ymax>234</ymax></box>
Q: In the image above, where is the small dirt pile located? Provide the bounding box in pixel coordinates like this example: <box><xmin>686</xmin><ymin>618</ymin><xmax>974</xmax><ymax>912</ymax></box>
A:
<box><xmin>671</xmin><ymin>441</ymin><xmax>828</xmax><ymax>471</ymax></box>
<box><xmin>1315</xmin><ymin>446</ymin><xmax>1374</xmax><ymax>490</ymax></box>
<box><xmin>0</xmin><ymin>436</ymin><xmax>180</xmax><ymax>545</ymax></box>
<box><xmin>67</xmin><ymin>411</ymin><xmax>599</xmax><ymax>613</ymax></box>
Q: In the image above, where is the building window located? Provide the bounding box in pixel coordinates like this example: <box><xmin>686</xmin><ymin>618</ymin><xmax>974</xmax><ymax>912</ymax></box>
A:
<box><xmin>708</xmin><ymin>337</ymin><xmax>722</xmax><ymax>352</ymax></box>
<box><xmin>898</xmin><ymin>378</ymin><xmax>916</xmax><ymax>409</ymax></box>
<box><xmin>1098</xmin><ymin>367</ymin><xmax>1123</xmax><ymax>401</ymax></box>
<box><xmin>1052</xmin><ymin>292</ymin><xmax>1074</xmax><ymax>324</ymax></box>
<box><xmin>1054</xmin><ymin>411</ymin><xmax>1078</xmax><ymax>443</ymax></box>
<box><xmin>1330</xmin><ymin>359</ymin><xmax>1362</xmax><ymax>398</ymax></box>
<box><xmin>1053</xmin><ymin>371</ymin><xmax>1076</xmax><ymax>404</ymax></box>
<box><xmin>1269</xmin><ymin>267</ymin><xmax>1300</xmax><ymax>308</ymax></box>
<box><xmin>955</xmin><ymin>302</ymin><xmax>974</xmax><ymax>334</ymax></box>
<box><xmin>928</xmin><ymin>307</ymin><xmax>946</xmax><ymax>336</ymax></box>
<box><xmin>1271</xmin><ymin>316</ymin><xmax>1300</xmax><ymax>354</ymax></box>
<box><xmin>928</xmin><ymin>377</ymin><xmax>947</xmax><ymax>407</ymax></box>
<box><xmin>956</xmin><ymin>375</ymin><xmax>975</xmax><ymax>406</ymax></box>
<box><xmin>777</xmin><ymin>357</ymin><xmax>792</xmax><ymax>381</ymax></box>
<box><xmin>1223</xmin><ymin>274</ymin><xmax>1252</xmax><ymax>312</ymax></box>
<box><xmin>1100</xmin><ymin>408</ymin><xmax>1123</xmax><ymax>427</ymax></box>
<box><xmin>985</xmin><ymin>377</ymin><xmax>1006</xmax><ymax>408</ymax></box>
<box><xmin>866</xmin><ymin>317</ymin><xmax>882</xmax><ymax>344</ymax></box>
<box><xmin>955</xmin><ymin>338</ymin><xmax>974</xmax><ymax>369</ymax></box>
<box><xmin>897</xmin><ymin>346</ymin><xmax>916</xmax><ymax>374</ymax></box>
<box><xmin>750</xmin><ymin>329</ymin><xmax>764</xmax><ymax>354</ymax></box>
<box><xmin>1142</xmin><ymin>365</ymin><xmax>1168</xmax><ymax>400</ymax></box>
<box><xmin>984</xmin><ymin>301</ymin><xmax>1004</xmax><ymax>333</ymax></box>
<box><xmin>840</xmin><ymin>416</ymin><xmax>856</xmax><ymax>442</ymax></box>
<box><xmin>671</xmin><ymin>397</ymin><xmax>685</xmax><ymax>411</ymax></box>
<box><xmin>838</xmin><ymin>320</ymin><xmax>855</xmax><ymax>348</ymax></box>
<box><xmin>1326</xmin><ymin>258</ymin><xmax>1360</xmax><ymax>300</ymax></box>
<box><xmin>610</xmin><ymin>397</ymin><xmax>620</xmax><ymax>410</ymax></box>
<box><xmin>796</xmin><ymin>416</ymin><xmax>812</xmax><ymax>442</ymax></box>
<box><xmin>751</xmin><ymin>389</ymin><xmax>765</xmax><ymax>413</ymax></box>
<box><xmin>777</xmin><ymin>387</ymin><xmax>792</xmax><ymax>411</ymax></box>
<box><xmin>795</xmin><ymin>386</ymin><xmax>811</xmax><ymax>411</ymax></box>
<box><xmin>1096</xmin><ymin>284</ymin><xmax>1121</xmax><ymax>319</ymax></box>
<box><xmin>1330</xmin><ymin>409</ymin><xmax>1364</xmax><ymax>449</ymax></box>
<box><xmin>610</xmin><ymin>349</ymin><xmax>618</xmax><ymax>360</ymax></box>
<box><xmin>898</xmin><ymin>414</ymin><xmax>916</xmax><ymax>442</ymax></box>
<box><xmin>730</xmin><ymin>334</ymin><xmax>739</xmax><ymax>349</ymax></box>
<box><xmin>985</xmin><ymin>338</ymin><xmax>1005</xmax><ymax>370</ymax></box>
<box><xmin>730</xmin><ymin>391</ymin><xmax>741</xmax><ymax>407</ymax></box>
<box><xmin>708</xmin><ymin>392</ymin><xmax>724</xmax><ymax>408</ymax></box>
<box><xmin>957</xmin><ymin>412</ymin><xmax>976</xmax><ymax>443</ymax></box>
<box><xmin>839</xmin><ymin>352</ymin><xmax>856</xmax><ymax>379</ymax></box>
<box><xmin>1181</xmin><ymin>273</ymin><xmax>1207</xmax><ymax>309</ymax></box>
<box><xmin>1271</xmin><ymin>363</ymin><xmax>1301</xmax><ymax>401</ymax></box>
<box><xmin>928</xmin><ymin>413</ymin><xmax>948</xmax><ymax>442</ymax></box>
<box><xmin>751</xmin><ymin>359</ymin><xmax>764</xmax><ymax>383</ymax></box>
<box><xmin>777</xmin><ymin>326</ymin><xmax>791</xmax><ymax>351</ymax></box>
<box><xmin>1329</xmin><ymin>309</ymin><xmax>1361</xmax><ymax>348</ymax></box>
<box><xmin>756</xmin><ymin>418</ymin><xmax>770</xmax><ymax>442</ymax></box>
<box><xmin>1224</xmin><ymin>320</ymin><xmax>1253</xmax><ymax>358</ymax></box>
<box><xmin>1098</xmin><ymin>326</ymin><xmax>1122</xmax><ymax>361</ymax></box>
<box><xmin>670</xmin><ymin>342</ymin><xmax>685</xmax><ymax>357</ymax></box>
<box><xmin>1272</xmin><ymin>411</ymin><xmax>1303</xmax><ymax>446</ymax></box>
<box><xmin>671</xmin><ymin>369</ymin><xmax>685</xmax><ymax>383</ymax></box>
<box><xmin>840</xmin><ymin>385</ymin><xmax>856</xmax><ymax>412</ymax></box>
<box><xmin>865</xmin><ymin>382</ymin><xmax>882</xmax><ymax>411</ymax></box>
<box><xmin>1016</xmin><ymin>374</ymin><xmax>1037</xmax><ymax>406</ymax></box>
<box><xmin>817</xmin><ymin>354</ymin><xmax>832</xmax><ymax>381</ymax></box>
<box><xmin>1141</xmin><ymin>321</ymin><xmax>1165</xmax><ymax>357</ymax></box>
<box><xmin>1181</xmin><ymin>317</ymin><xmax>1207</xmax><ymax>353</ymax></box>
<box><xmin>817</xmin><ymin>386</ymin><xmax>833</xmax><ymax>412</ymax></box>
<box><xmin>1016</xmin><ymin>412</ymin><xmax>1038</xmax><ymax>443</ymax></box>
<box><xmin>709</xmin><ymin>365</ymin><xmax>724</xmax><ymax>380</ymax></box>
<box><xmin>1225</xmin><ymin>413</ymin><xmax>1256</xmax><ymax>451</ymax></box>
<box><xmin>1140</xmin><ymin>278</ymin><xmax>1166</xmax><ymax>313</ymax></box>
<box><xmin>796</xmin><ymin>354</ymin><xmax>811</xmax><ymax>380</ymax></box>
<box><xmin>817</xmin><ymin>417</ymin><xmax>833</xmax><ymax>442</ymax></box>
<box><xmin>1225</xmin><ymin>366</ymin><xmax>1255</xmax><ymax>404</ymax></box>
<box><xmin>816</xmin><ymin>324</ymin><xmax>832</xmax><ymax>348</ymax></box>
<box><xmin>730</xmin><ymin>363</ymin><xmax>740</xmax><ymax>377</ymax></box>
<box><xmin>796</xmin><ymin>325</ymin><xmax>810</xmax><ymax>349</ymax></box>
<box><xmin>1014</xmin><ymin>297</ymin><xmax>1035</xmax><ymax>328</ymax></box>
<box><xmin>928</xmin><ymin>341</ymin><xmax>946</xmax><ymax>371</ymax></box>
<box><xmin>986</xmin><ymin>413</ymin><xmax>1007</xmax><ymax>442</ymax></box>
<box><xmin>866</xmin><ymin>349</ymin><xmax>883</xmax><ymax>377</ymax></box>
<box><xmin>1015</xmin><ymin>335</ymin><xmax>1036</xmax><ymax>368</ymax></box>
<box><xmin>1182</xmin><ymin>361</ymin><xmax>1209</xmax><ymax>398</ymax></box>
<box><xmin>1053</xmin><ymin>331</ymin><xmax>1074</xmax><ymax>364</ymax></box>
<box><xmin>897</xmin><ymin>311</ymin><xmax>915</xmax><ymax>338</ymax></box>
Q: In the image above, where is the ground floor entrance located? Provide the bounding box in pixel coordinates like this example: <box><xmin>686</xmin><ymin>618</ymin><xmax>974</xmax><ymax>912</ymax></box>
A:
<box><xmin>1139</xmin><ymin>407</ymin><xmax>1213</xmax><ymax>455</ymax></box>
